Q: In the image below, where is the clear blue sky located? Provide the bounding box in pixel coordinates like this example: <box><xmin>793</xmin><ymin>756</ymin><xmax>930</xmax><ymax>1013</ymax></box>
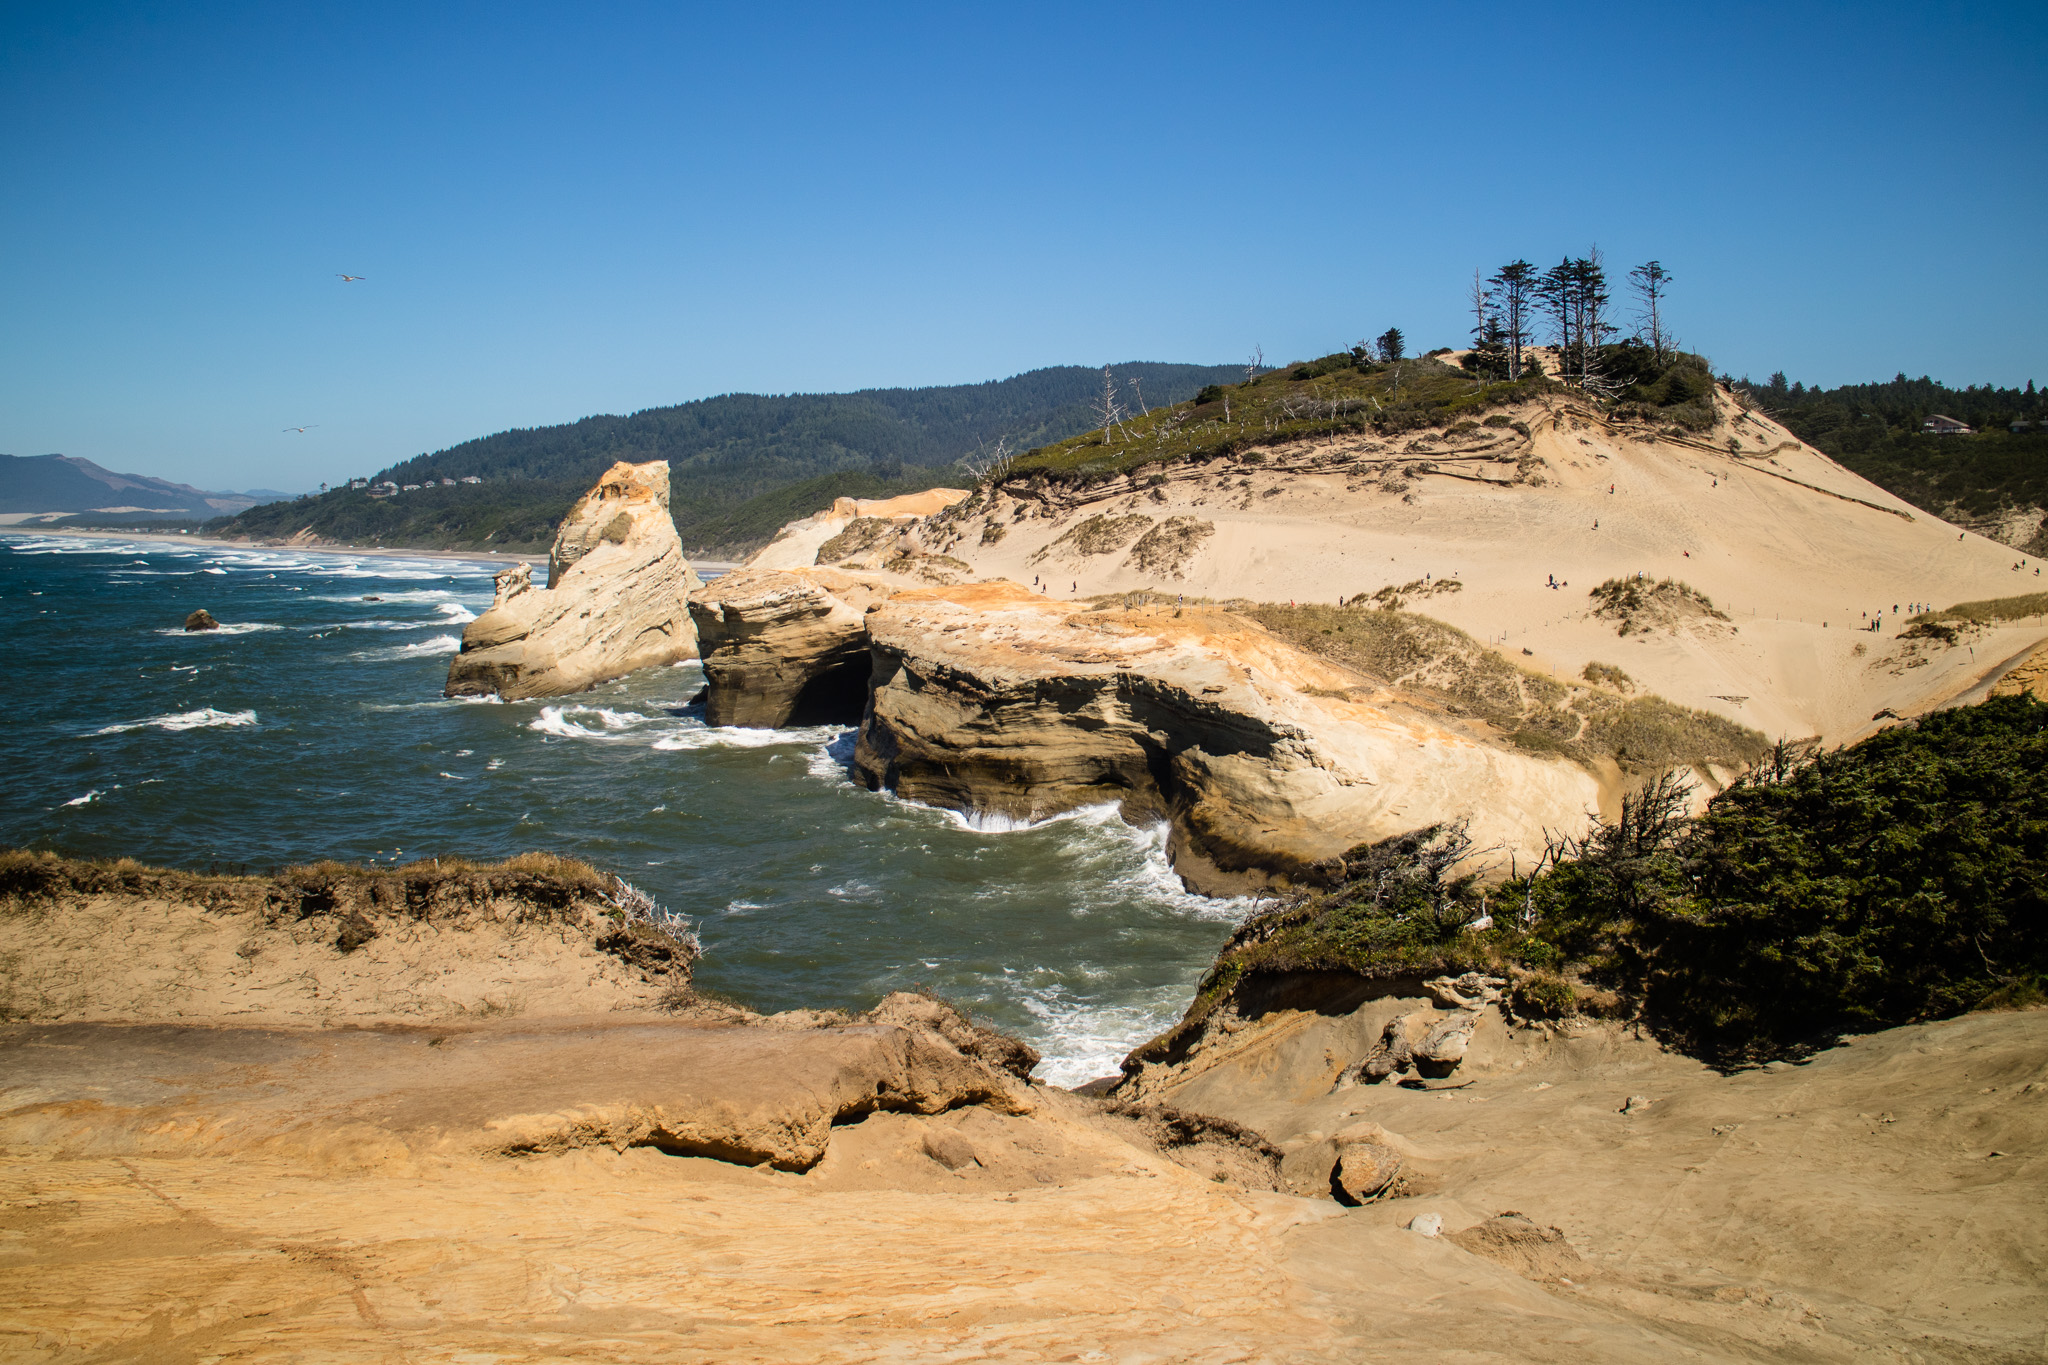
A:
<box><xmin>4</xmin><ymin>2</ymin><xmax>2043</xmax><ymax>492</ymax></box>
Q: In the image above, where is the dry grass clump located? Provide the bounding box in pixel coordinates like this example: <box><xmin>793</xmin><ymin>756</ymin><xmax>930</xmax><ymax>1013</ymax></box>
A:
<box><xmin>881</xmin><ymin>550</ymin><xmax>973</xmax><ymax>583</ymax></box>
<box><xmin>1581</xmin><ymin>661</ymin><xmax>1633</xmax><ymax>690</ymax></box>
<box><xmin>1245</xmin><ymin>602</ymin><xmax>1766</xmax><ymax>774</ymax></box>
<box><xmin>1031</xmin><ymin>512</ymin><xmax>1153</xmax><ymax>564</ymax></box>
<box><xmin>1343</xmin><ymin>578</ymin><xmax>1462</xmax><ymax>611</ymax></box>
<box><xmin>1575</xmin><ymin>694</ymin><xmax>1767</xmax><ymax>770</ymax></box>
<box><xmin>1125</xmin><ymin>516</ymin><xmax>1215</xmax><ymax>576</ymax></box>
<box><xmin>816</xmin><ymin>516</ymin><xmax>894</xmax><ymax>564</ymax></box>
<box><xmin>1588</xmin><ymin>577</ymin><xmax>1728</xmax><ymax>636</ymax></box>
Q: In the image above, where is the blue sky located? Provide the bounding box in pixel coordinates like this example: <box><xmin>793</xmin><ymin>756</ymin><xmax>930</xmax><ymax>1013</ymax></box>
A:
<box><xmin>3</xmin><ymin>2</ymin><xmax>2043</xmax><ymax>492</ymax></box>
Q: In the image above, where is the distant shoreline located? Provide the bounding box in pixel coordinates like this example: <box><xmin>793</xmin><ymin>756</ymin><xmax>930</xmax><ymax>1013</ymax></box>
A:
<box><xmin>5</xmin><ymin>526</ymin><xmax>745</xmax><ymax>573</ymax></box>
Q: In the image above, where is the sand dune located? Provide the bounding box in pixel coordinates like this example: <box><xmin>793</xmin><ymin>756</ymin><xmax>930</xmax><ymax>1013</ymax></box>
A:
<box><xmin>929</xmin><ymin>391</ymin><xmax>2046</xmax><ymax>744</ymax></box>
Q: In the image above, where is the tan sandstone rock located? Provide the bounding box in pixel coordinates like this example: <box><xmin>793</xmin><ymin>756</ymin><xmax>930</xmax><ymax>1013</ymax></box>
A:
<box><xmin>687</xmin><ymin>566</ymin><xmax>895</xmax><ymax>727</ymax></box>
<box><xmin>852</xmin><ymin>582</ymin><xmax>1603</xmax><ymax>893</ymax></box>
<box><xmin>445</xmin><ymin>460</ymin><xmax>700</xmax><ymax>700</ymax></box>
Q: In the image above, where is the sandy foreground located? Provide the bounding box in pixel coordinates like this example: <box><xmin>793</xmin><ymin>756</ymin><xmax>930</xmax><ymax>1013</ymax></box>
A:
<box><xmin>3</xmin><ymin>1003</ymin><xmax>2041</xmax><ymax>1363</ymax></box>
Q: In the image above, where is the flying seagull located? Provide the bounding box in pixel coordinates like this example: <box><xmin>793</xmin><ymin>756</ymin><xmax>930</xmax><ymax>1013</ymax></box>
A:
<box><xmin>283</xmin><ymin>425</ymin><xmax>318</xmax><ymax>433</ymax></box>
<box><xmin>337</xmin><ymin>274</ymin><xmax>365</xmax><ymax>282</ymax></box>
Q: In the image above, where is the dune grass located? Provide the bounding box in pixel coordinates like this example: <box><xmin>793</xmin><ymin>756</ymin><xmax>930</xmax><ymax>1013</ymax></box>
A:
<box><xmin>1242</xmin><ymin>601</ymin><xmax>1766</xmax><ymax>774</ymax></box>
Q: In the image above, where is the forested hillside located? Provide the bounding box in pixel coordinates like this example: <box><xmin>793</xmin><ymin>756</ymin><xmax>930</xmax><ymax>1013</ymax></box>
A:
<box><xmin>1737</xmin><ymin>372</ymin><xmax>2048</xmax><ymax>553</ymax></box>
<box><xmin>218</xmin><ymin>363</ymin><xmax>1242</xmax><ymax>555</ymax></box>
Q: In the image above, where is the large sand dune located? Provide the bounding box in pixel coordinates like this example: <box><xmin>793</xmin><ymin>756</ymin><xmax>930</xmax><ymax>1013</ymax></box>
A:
<box><xmin>931</xmin><ymin>392</ymin><xmax>2046</xmax><ymax>744</ymax></box>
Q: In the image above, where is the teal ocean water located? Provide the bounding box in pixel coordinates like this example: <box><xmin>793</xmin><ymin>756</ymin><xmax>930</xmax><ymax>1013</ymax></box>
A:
<box><xmin>0</xmin><ymin>533</ymin><xmax>1244</xmax><ymax>1083</ymax></box>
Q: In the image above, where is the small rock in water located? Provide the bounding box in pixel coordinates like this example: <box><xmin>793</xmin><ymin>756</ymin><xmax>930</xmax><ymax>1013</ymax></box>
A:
<box><xmin>183</xmin><ymin>609</ymin><xmax>219</xmax><ymax>632</ymax></box>
<box><xmin>363</xmin><ymin>595</ymin><xmax>381</xmax><ymax>602</ymax></box>
<box><xmin>1409</xmin><ymin>1212</ymin><xmax>1444</xmax><ymax>1237</ymax></box>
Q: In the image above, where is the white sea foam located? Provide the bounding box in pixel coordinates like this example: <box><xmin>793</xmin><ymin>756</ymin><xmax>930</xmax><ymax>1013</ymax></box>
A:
<box><xmin>349</xmin><ymin>634</ymin><xmax>461</xmax><ymax>661</ymax></box>
<box><xmin>63</xmin><ymin>789</ymin><xmax>105</xmax><ymax>807</ymax></box>
<box><xmin>360</xmin><ymin>694</ymin><xmax>503</xmax><ymax>712</ymax></box>
<box><xmin>153</xmin><ymin>622</ymin><xmax>283</xmax><ymax>636</ymax></box>
<box><xmin>1019</xmin><ymin>978</ymin><xmax>1204</xmax><ymax>1088</ymax></box>
<box><xmin>529</xmin><ymin>705</ymin><xmax>651</xmax><ymax>738</ymax></box>
<box><xmin>651</xmin><ymin>723</ymin><xmax>846</xmax><ymax>752</ymax></box>
<box><xmin>436</xmin><ymin>602</ymin><xmax>478</xmax><ymax>622</ymax></box>
<box><xmin>93</xmin><ymin>708</ymin><xmax>258</xmax><ymax>734</ymax></box>
<box><xmin>201</xmin><ymin>567</ymin><xmax>227</xmax><ymax>575</ymax></box>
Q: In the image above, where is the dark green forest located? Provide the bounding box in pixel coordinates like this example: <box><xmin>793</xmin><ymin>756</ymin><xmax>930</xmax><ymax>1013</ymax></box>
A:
<box><xmin>217</xmin><ymin>363</ymin><xmax>1242</xmax><ymax>555</ymax></box>
<box><xmin>1737</xmin><ymin>371</ymin><xmax>2048</xmax><ymax>549</ymax></box>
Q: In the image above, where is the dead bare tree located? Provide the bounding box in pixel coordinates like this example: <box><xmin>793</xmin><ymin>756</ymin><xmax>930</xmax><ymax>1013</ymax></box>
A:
<box><xmin>961</xmin><ymin>434</ymin><xmax>1014</xmax><ymax>485</ymax></box>
<box><xmin>1092</xmin><ymin>366</ymin><xmax>1125</xmax><ymax>442</ymax></box>
<box><xmin>1130</xmin><ymin>375</ymin><xmax>1149</xmax><ymax>417</ymax></box>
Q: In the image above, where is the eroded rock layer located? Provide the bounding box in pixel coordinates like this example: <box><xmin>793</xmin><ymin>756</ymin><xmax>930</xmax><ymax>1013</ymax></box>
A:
<box><xmin>852</xmin><ymin>583</ymin><xmax>1602</xmax><ymax>893</ymax></box>
<box><xmin>687</xmin><ymin>567</ymin><xmax>895</xmax><ymax>727</ymax></box>
<box><xmin>446</xmin><ymin>459</ymin><xmax>700</xmax><ymax>700</ymax></box>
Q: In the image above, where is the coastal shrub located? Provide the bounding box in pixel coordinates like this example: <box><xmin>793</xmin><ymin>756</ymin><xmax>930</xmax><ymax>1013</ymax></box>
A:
<box><xmin>1208</xmin><ymin>822</ymin><xmax>1503</xmax><ymax>984</ymax></box>
<box><xmin>1514</xmin><ymin>696</ymin><xmax>2048</xmax><ymax>1063</ymax></box>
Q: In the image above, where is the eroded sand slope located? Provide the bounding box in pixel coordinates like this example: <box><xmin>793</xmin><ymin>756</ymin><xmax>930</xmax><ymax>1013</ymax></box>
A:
<box><xmin>928</xmin><ymin>392</ymin><xmax>2047</xmax><ymax>744</ymax></box>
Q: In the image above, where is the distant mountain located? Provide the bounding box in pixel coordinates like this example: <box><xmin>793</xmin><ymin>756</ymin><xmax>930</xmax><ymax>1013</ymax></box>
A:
<box><xmin>0</xmin><ymin>454</ymin><xmax>292</xmax><ymax>526</ymax></box>
<box><xmin>218</xmin><ymin>362</ymin><xmax>1245</xmax><ymax>555</ymax></box>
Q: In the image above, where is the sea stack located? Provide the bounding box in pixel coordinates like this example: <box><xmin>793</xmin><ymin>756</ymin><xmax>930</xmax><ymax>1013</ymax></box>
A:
<box><xmin>445</xmin><ymin>459</ymin><xmax>701</xmax><ymax>700</ymax></box>
<box><xmin>183</xmin><ymin>608</ymin><xmax>219</xmax><ymax>631</ymax></box>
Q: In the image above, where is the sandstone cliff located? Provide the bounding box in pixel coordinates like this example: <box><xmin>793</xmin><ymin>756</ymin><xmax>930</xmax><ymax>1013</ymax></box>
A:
<box><xmin>687</xmin><ymin>566</ymin><xmax>897</xmax><ymax>727</ymax></box>
<box><xmin>446</xmin><ymin>460</ymin><xmax>700</xmax><ymax>700</ymax></box>
<box><xmin>852</xmin><ymin>583</ymin><xmax>1603</xmax><ymax>893</ymax></box>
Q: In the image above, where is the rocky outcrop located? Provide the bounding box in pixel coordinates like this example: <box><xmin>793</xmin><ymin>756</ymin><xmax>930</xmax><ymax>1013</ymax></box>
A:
<box><xmin>852</xmin><ymin>583</ymin><xmax>1603</xmax><ymax>894</ymax></box>
<box><xmin>687</xmin><ymin>567</ymin><xmax>895</xmax><ymax>727</ymax></box>
<box><xmin>445</xmin><ymin>460</ymin><xmax>700</xmax><ymax>700</ymax></box>
<box><xmin>183</xmin><ymin>608</ymin><xmax>219</xmax><ymax>631</ymax></box>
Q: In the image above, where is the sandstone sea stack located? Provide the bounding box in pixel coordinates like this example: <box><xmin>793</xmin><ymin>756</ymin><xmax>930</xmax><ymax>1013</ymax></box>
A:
<box><xmin>446</xmin><ymin>459</ymin><xmax>701</xmax><ymax>700</ymax></box>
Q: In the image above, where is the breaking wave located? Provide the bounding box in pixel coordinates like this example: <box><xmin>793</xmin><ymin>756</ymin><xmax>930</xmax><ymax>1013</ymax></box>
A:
<box><xmin>349</xmin><ymin>634</ymin><xmax>461</xmax><ymax>661</ymax></box>
<box><xmin>93</xmin><ymin>708</ymin><xmax>258</xmax><ymax>734</ymax></box>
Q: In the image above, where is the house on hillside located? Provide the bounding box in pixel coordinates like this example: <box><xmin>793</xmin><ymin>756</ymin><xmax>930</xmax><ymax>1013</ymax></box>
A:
<box><xmin>349</xmin><ymin>478</ymin><xmax>369</xmax><ymax>490</ymax></box>
<box><xmin>441</xmin><ymin>477</ymin><xmax>457</xmax><ymax>486</ymax></box>
<box><xmin>460</xmin><ymin>475</ymin><xmax>482</xmax><ymax>484</ymax></box>
<box><xmin>1922</xmin><ymin>414</ymin><xmax>1973</xmax><ymax>435</ymax></box>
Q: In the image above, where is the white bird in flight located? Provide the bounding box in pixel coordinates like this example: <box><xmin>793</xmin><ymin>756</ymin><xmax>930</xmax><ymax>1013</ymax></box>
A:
<box><xmin>337</xmin><ymin>274</ymin><xmax>365</xmax><ymax>282</ymax></box>
<box><xmin>283</xmin><ymin>425</ymin><xmax>318</xmax><ymax>433</ymax></box>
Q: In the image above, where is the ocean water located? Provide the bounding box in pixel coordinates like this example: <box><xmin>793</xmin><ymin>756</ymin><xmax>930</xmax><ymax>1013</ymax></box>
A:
<box><xmin>0</xmin><ymin>533</ymin><xmax>1245</xmax><ymax>1084</ymax></box>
